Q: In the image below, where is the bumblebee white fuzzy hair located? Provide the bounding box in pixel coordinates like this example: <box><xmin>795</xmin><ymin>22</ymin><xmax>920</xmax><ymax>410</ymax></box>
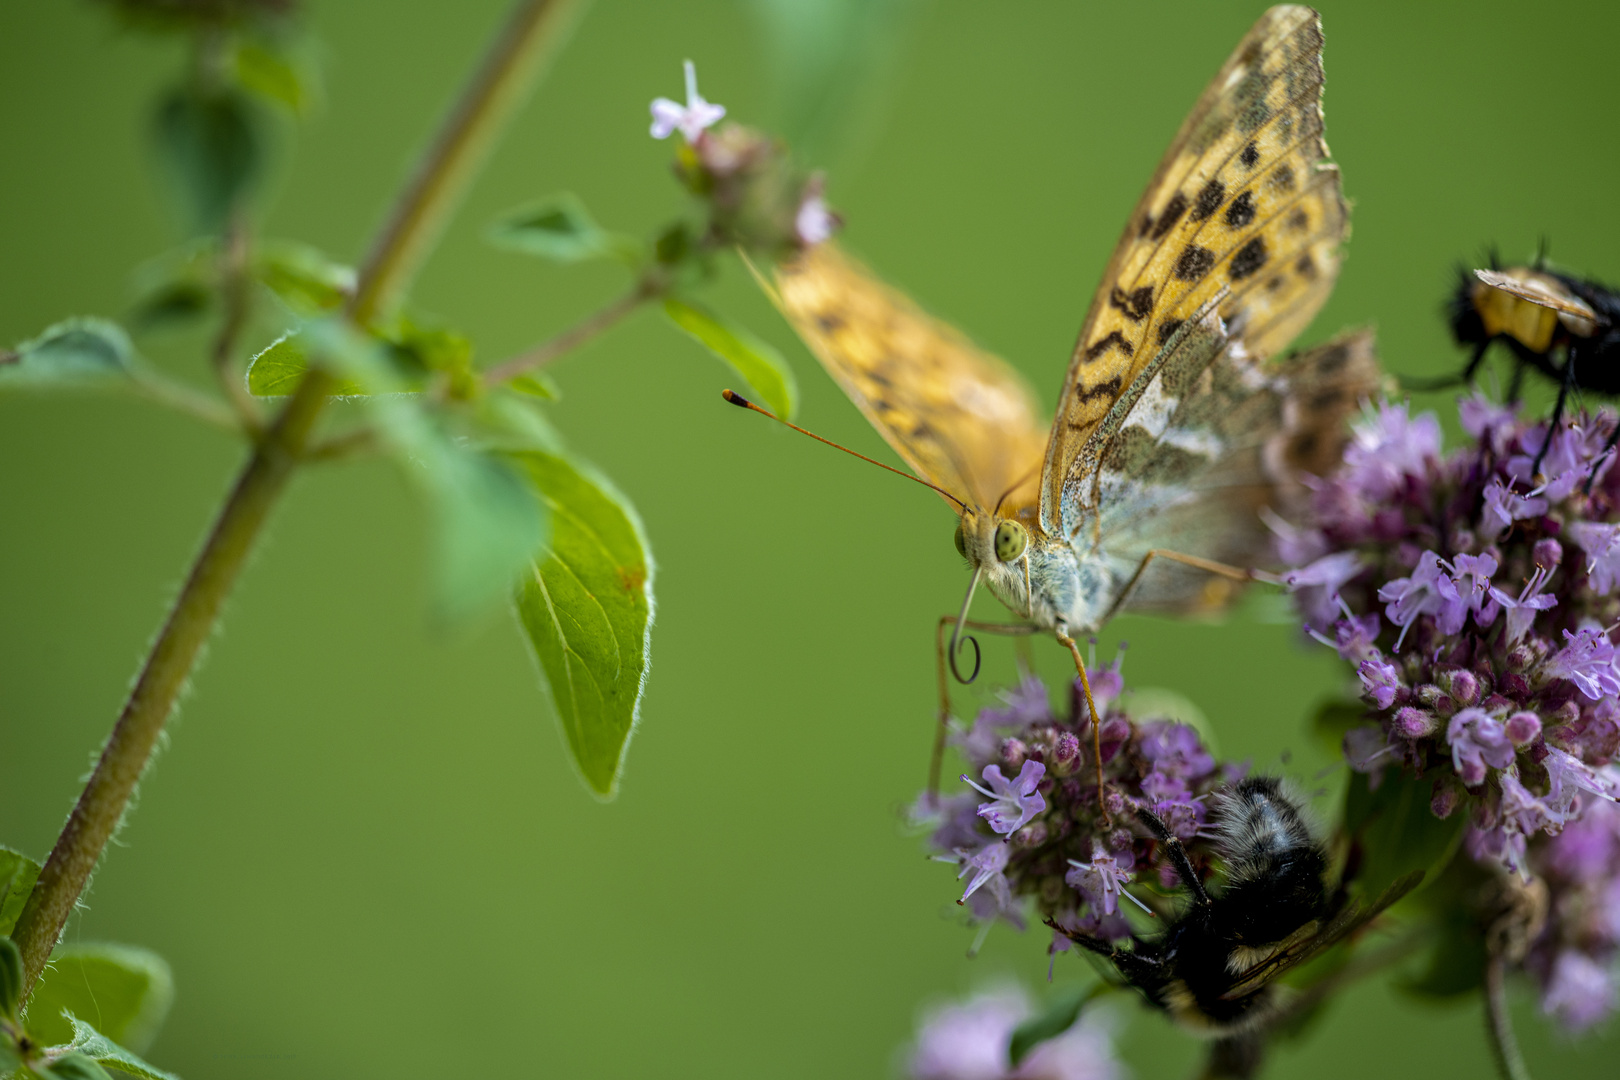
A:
<box><xmin>1208</xmin><ymin>776</ymin><xmax>1321</xmax><ymax>886</ymax></box>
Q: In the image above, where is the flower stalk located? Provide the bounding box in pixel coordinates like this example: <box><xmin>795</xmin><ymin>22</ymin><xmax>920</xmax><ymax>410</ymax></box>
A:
<box><xmin>8</xmin><ymin>0</ymin><xmax>582</xmax><ymax>998</ymax></box>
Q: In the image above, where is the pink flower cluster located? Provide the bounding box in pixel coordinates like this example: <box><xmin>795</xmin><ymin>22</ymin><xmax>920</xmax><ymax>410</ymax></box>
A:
<box><xmin>916</xmin><ymin>665</ymin><xmax>1235</xmax><ymax>961</ymax></box>
<box><xmin>1278</xmin><ymin>394</ymin><xmax>1620</xmax><ymax>1025</ymax></box>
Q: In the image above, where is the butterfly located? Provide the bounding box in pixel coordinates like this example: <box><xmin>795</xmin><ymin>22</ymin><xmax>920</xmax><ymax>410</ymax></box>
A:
<box><xmin>756</xmin><ymin>5</ymin><xmax>1383</xmax><ymax>804</ymax></box>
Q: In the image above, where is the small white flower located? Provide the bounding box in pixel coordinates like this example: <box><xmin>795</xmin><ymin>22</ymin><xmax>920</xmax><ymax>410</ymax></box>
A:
<box><xmin>794</xmin><ymin>193</ymin><xmax>834</xmax><ymax>246</ymax></box>
<box><xmin>649</xmin><ymin>60</ymin><xmax>725</xmax><ymax>142</ymax></box>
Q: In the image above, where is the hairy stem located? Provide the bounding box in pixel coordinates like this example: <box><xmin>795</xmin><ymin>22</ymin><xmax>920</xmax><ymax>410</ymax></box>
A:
<box><xmin>483</xmin><ymin>278</ymin><xmax>653</xmax><ymax>384</ymax></box>
<box><xmin>9</xmin><ymin>0</ymin><xmax>581</xmax><ymax>998</ymax></box>
<box><xmin>1485</xmin><ymin>956</ymin><xmax>1533</xmax><ymax>1080</ymax></box>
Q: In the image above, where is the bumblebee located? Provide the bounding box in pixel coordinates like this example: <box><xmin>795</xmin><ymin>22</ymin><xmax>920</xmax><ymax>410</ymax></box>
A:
<box><xmin>1442</xmin><ymin>257</ymin><xmax>1620</xmax><ymax>473</ymax></box>
<box><xmin>1048</xmin><ymin>777</ymin><xmax>1421</xmax><ymax>1035</ymax></box>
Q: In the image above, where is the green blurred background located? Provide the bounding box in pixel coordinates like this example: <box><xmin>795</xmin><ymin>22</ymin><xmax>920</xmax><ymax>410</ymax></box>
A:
<box><xmin>4</xmin><ymin>1</ymin><xmax>1619</xmax><ymax>1076</ymax></box>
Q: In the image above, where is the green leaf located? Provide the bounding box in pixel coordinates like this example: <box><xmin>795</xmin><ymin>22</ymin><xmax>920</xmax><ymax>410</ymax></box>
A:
<box><xmin>508</xmin><ymin>372</ymin><xmax>561</xmax><ymax>401</ymax></box>
<box><xmin>510</xmin><ymin>452</ymin><xmax>654</xmax><ymax>798</ymax></box>
<box><xmin>60</xmin><ymin>1015</ymin><xmax>179</xmax><ymax>1080</ymax></box>
<box><xmin>246</xmin><ymin>318</ymin><xmax>470</xmax><ymax>398</ymax></box>
<box><xmin>0</xmin><ymin>847</ymin><xmax>42</xmax><ymax>938</ymax></box>
<box><xmin>1311</xmin><ymin>698</ymin><xmax>1367</xmax><ymax>761</ymax></box>
<box><xmin>1007</xmin><ymin>982</ymin><xmax>1100</xmax><ymax>1067</ymax></box>
<box><xmin>152</xmin><ymin>85</ymin><xmax>264</xmax><ymax>233</ymax></box>
<box><xmin>0</xmin><ymin>937</ymin><xmax>21</xmax><ymax>1022</ymax></box>
<box><xmin>2</xmin><ymin>320</ymin><xmax>136</xmax><ymax>391</ymax></box>
<box><xmin>232</xmin><ymin>41</ymin><xmax>316</xmax><ymax>116</ymax></box>
<box><xmin>245</xmin><ymin>333</ymin><xmax>348</xmax><ymax>397</ymax></box>
<box><xmin>255</xmin><ymin>241</ymin><xmax>355</xmax><ymax>317</ymax></box>
<box><xmin>663</xmin><ymin>299</ymin><xmax>798</xmax><ymax>420</ymax></box>
<box><xmin>1345</xmin><ymin>769</ymin><xmax>1465</xmax><ymax>899</ymax></box>
<box><xmin>128</xmin><ymin>242</ymin><xmax>218</xmax><ymax>330</ymax></box>
<box><xmin>0</xmin><ymin>1033</ymin><xmax>20</xmax><ymax>1074</ymax></box>
<box><xmin>37</xmin><ymin>1051</ymin><xmax>113</xmax><ymax>1080</ymax></box>
<box><xmin>25</xmin><ymin>946</ymin><xmax>173</xmax><ymax>1054</ymax></box>
<box><xmin>487</xmin><ymin>194</ymin><xmax>633</xmax><ymax>264</ymax></box>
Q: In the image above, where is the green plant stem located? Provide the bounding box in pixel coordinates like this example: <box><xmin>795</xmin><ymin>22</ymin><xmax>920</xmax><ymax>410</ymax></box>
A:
<box><xmin>8</xmin><ymin>0</ymin><xmax>581</xmax><ymax>999</ymax></box>
<box><xmin>211</xmin><ymin>212</ymin><xmax>263</xmax><ymax>432</ymax></box>
<box><xmin>483</xmin><ymin>278</ymin><xmax>654</xmax><ymax>384</ymax></box>
<box><xmin>129</xmin><ymin>370</ymin><xmax>240</xmax><ymax>430</ymax></box>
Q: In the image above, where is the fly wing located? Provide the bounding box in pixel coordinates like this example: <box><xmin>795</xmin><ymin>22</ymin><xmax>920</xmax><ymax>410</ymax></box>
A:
<box><xmin>1219</xmin><ymin>870</ymin><xmax>1426</xmax><ymax>1002</ymax></box>
<box><xmin>1075</xmin><ymin>324</ymin><xmax>1381</xmax><ymax>617</ymax></box>
<box><xmin>1042</xmin><ymin>5</ymin><xmax>1347</xmax><ymax>534</ymax></box>
<box><xmin>771</xmin><ymin>243</ymin><xmax>1048</xmax><ymax>511</ymax></box>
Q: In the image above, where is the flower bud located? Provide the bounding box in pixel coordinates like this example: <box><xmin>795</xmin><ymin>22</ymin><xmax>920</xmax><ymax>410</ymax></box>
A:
<box><xmin>1416</xmin><ymin>684</ymin><xmax>1447</xmax><ymax>708</ymax></box>
<box><xmin>1014</xmin><ymin>821</ymin><xmax>1048</xmax><ymax>848</ymax></box>
<box><xmin>1431</xmin><ymin>781</ymin><xmax>1462</xmax><ymax>819</ymax></box>
<box><xmin>1506</xmin><ymin>711</ymin><xmax>1542</xmax><ymax>746</ymax></box>
<box><xmin>1001</xmin><ymin>737</ymin><xmax>1028</xmax><ymax>770</ymax></box>
<box><xmin>1440</xmin><ymin>668</ymin><xmax>1481</xmax><ymax>708</ymax></box>
<box><xmin>1051</xmin><ymin>732</ymin><xmax>1081</xmax><ymax>777</ymax></box>
<box><xmin>1533</xmin><ymin>537</ymin><xmax>1564</xmax><ymax>570</ymax></box>
<box><xmin>1506</xmin><ymin>644</ymin><xmax>1535</xmax><ymax>673</ymax></box>
<box><xmin>1497</xmin><ymin>672</ymin><xmax>1531</xmax><ymax>699</ymax></box>
<box><xmin>1394</xmin><ymin>706</ymin><xmax>1438</xmax><ymax>738</ymax></box>
<box><xmin>1103</xmin><ymin>788</ymin><xmax>1126</xmax><ymax>820</ymax></box>
<box><xmin>1108</xmin><ymin>828</ymin><xmax>1134</xmax><ymax>853</ymax></box>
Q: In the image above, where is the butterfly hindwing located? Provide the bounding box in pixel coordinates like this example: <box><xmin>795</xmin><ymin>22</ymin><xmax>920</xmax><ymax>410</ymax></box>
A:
<box><xmin>1078</xmin><ymin>321</ymin><xmax>1380</xmax><ymax>615</ymax></box>
<box><xmin>772</xmin><ymin>244</ymin><xmax>1048</xmax><ymax>510</ymax></box>
<box><xmin>1042</xmin><ymin>4</ymin><xmax>1347</xmax><ymax>534</ymax></box>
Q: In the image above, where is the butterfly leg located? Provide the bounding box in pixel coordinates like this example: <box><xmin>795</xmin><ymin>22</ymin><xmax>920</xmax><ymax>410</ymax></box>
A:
<box><xmin>1102</xmin><ymin>549</ymin><xmax>1253</xmax><ymax>626</ymax></box>
<box><xmin>1054</xmin><ymin>626</ymin><xmax>1112</xmax><ymax>827</ymax></box>
<box><xmin>929</xmin><ymin>615</ymin><xmax>1040</xmax><ymax>800</ymax></box>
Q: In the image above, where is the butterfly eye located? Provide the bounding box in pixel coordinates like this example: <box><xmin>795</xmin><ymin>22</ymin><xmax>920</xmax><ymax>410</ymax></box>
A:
<box><xmin>953</xmin><ymin>522</ymin><xmax>967</xmax><ymax>558</ymax></box>
<box><xmin>994</xmin><ymin>520</ymin><xmax>1028</xmax><ymax>563</ymax></box>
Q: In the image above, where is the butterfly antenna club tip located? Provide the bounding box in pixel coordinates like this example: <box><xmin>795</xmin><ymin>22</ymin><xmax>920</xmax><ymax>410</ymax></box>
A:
<box><xmin>721</xmin><ymin>388</ymin><xmax>755</xmax><ymax>410</ymax></box>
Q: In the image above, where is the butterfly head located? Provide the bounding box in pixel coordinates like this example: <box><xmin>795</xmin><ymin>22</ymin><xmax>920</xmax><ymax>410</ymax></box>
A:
<box><xmin>952</xmin><ymin>510</ymin><xmax>1029</xmax><ymax>567</ymax></box>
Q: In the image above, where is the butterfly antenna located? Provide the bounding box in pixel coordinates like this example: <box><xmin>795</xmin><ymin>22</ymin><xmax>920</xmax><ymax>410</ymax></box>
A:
<box><xmin>992</xmin><ymin>463</ymin><xmax>1041</xmax><ymax>516</ymax></box>
<box><xmin>721</xmin><ymin>390</ymin><xmax>968</xmax><ymax>510</ymax></box>
<box><xmin>947</xmin><ymin>566</ymin><xmax>985</xmax><ymax>684</ymax></box>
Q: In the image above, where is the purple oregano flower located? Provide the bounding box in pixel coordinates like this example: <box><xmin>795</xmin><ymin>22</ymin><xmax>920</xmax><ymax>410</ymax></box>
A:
<box><xmin>917</xmin><ymin>662</ymin><xmax>1235</xmax><ymax>963</ymax></box>
<box><xmin>1276</xmin><ymin>393</ymin><xmax>1620</xmax><ymax>1028</ymax></box>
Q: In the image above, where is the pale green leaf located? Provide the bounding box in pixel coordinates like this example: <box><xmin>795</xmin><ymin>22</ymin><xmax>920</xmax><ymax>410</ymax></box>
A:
<box><xmin>232</xmin><ymin>41</ymin><xmax>316</xmax><ymax>116</ymax></box>
<box><xmin>255</xmin><ymin>241</ymin><xmax>355</xmax><ymax>317</ymax></box>
<box><xmin>508</xmin><ymin>372</ymin><xmax>561</xmax><ymax>400</ymax></box>
<box><xmin>663</xmin><ymin>299</ymin><xmax>797</xmax><ymax>420</ymax></box>
<box><xmin>38</xmin><ymin>1050</ymin><xmax>113</xmax><ymax>1080</ymax></box>
<box><xmin>488</xmin><ymin>194</ymin><xmax>634</xmax><ymax>264</ymax></box>
<box><xmin>510</xmin><ymin>452</ymin><xmax>654</xmax><ymax>798</ymax></box>
<box><xmin>0</xmin><ymin>847</ymin><xmax>42</xmax><ymax>938</ymax></box>
<box><xmin>26</xmin><ymin>946</ymin><xmax>173</xmax><ymax>1054</ymax></box>
<box><xmin>63</xmin><ymin>1015</ymin><xmax>179</xmax><ymax>1080</ymax></box>
<box><xmin>1</xmin><ymin>320</ymin><xmax>136</xmax><ymax>391</ymax></box>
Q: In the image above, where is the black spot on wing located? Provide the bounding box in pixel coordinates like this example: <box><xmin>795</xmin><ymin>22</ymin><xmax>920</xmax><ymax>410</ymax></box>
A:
<box><xmin>1269</xmin><ymin>163</ymin><xmax>1297</xmax><ymax>192</ymax></box>
<box><xmin>1084</xmin><ymin>330</ymin><xmax>1135</xmax><ymax>361</ymax></box>
<box><xmin>1240</xmin><ymin>141</ymin><xmax>1261</xmax><ymax>168</ymax></box>
<box><xmin>1149</xmin><ymin>193</ymin><xmax>1189</xmax><ymax>240</ymax></box>
<box><xmin>1287</xmin><ymin>207</ymin><xmax>1309</xmax><ymax>232</ymax></box>
<box><xmin>1295</xmin><ymin>252</ymin><xmax>1318</xmax><ymax>280</ymax></box>
<box><xmin>816</xmin><ymin>313</ymin><xmax>843</xmax><ymax>331</ymax></box>
<box><xmin>1191</xmin><ymin>179</ymin><xmax>1226</xmax><ymax>222</ymax></box>
<box><xmin>1174</xmin><ymin>245</ymin><xmax>1215</xmax><ymax>281</ymax></box>
<box><xmin>1230</xmin><ymin>237</ymin><xmax>1269</xmax><ymax>281</ymax></box>
<box><xmin>1076</xmin><ymin>375</ymin><xmax>1124</xmax><ymax>404</ymax></box>
<box><xmin>1225</xmin><ymin>191</ymin><xmax>1256</xmax><ymax>228</ymax></box>
<box><xmin>1157</xmin><ymin>319</ymin><xmax>1185</xmax><ymax>345</ymax></box>
<box><xmin>1110</xmin><ymin>285</ymin><xmax>1155</xmax><ymax>322</ymax></box>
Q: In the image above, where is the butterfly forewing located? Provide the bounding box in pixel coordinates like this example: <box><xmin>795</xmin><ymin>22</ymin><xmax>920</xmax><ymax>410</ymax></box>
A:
<box><xmin>1042</xmin><ymin>4</ymin><xmax>1346</xmax><ymax>533</ymax></box>
<box><xmin>773</xmin><ymin>244</ymin><xmax>1048</xmax><ymax>510</ymax></box>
